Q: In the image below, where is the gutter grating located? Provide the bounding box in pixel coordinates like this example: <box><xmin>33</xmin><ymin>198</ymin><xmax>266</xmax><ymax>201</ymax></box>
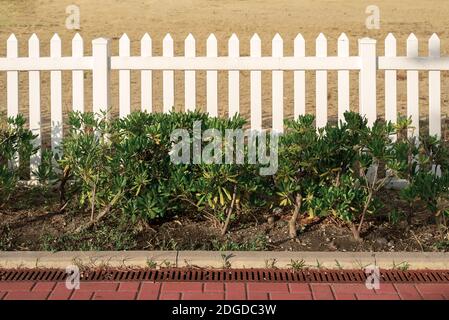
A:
<box><xmin>0</xmin><ymin>268</ymin><xmax>448</xmax><ymax>283</ymax></box>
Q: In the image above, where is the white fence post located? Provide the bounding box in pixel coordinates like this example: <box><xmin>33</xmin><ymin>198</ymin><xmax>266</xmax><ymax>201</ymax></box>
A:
<box><xmin>50</xmin><ymin>34</ymin><xmax>63</xmax><ymax>156</ymax></box>
<box><xmin>359</xmin><ymin>37</ymin><xmax>377</xmax><ymax>127</ymax></box>
<box><xmin>7</xmin><ymin>34</ymin><xmax>19</xmax><ymax>119</ymax></box>
<box><xmin>92</xmin><ymin>37</ymin><xmax>111</xmax><ymax>118</ymax></box>
<box><xmin>228</xmin><ymin>33</ymin><xmax>239</xmax><ymax>117</ymax></box>
<box><xmin>316</xmin><ymin>33</ymin><xmax>327</xmax><ymax>128</ymax></box>
<box><xmin>337</xmin><ymin>33</ymin><xmax>350</xmax><ymax>123</ymax></box>
<box><xmin>7</xmin><ymin>34</ymin><xmax>19</xmax><ymax>169</ymax></box>
<box><xmin>406</xmin><ymin>34</ymin><xmax>419</xmax><ymax>138</ymax></box>
<box><xmin>72</xmin><ymin>33</ymin><xmax>84</xmax><ymax>113</ymax></box>
<box><xmin>28</xmin><ymin>34</ymin><xmax>41</xmax><ymax>178</ymax></box>
<box><xmin>184</xmin><ymin>33</ymin><xmax>196</xmax><ymax>112</ymax></box>
<box><xmin>250</xmin><ymin>34</ymin><xmax>262</xmax><ymax>131</ymax></box>
<box><xmin>119</xmin><ymin>33</ymin><xmax>131</xmax><ymax>118</ymax></box>
<box><xmin>141</xmin><ymin>33</ymin><xmax>152</xmax><ymax>113</ymax></box>
<box><xmin>429</xmin><ymin>33</ymin><xmax>441</xmax><ymax>138</ymax></box>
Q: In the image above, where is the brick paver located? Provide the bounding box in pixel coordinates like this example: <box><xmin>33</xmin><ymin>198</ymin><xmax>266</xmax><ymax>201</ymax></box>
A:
<box><xmin>0</xmin><ymin>280</ymin><xmax>447</xmax><ymax>300</ymax></box>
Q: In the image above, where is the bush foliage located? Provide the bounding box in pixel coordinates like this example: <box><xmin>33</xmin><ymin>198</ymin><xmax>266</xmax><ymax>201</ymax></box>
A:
<box><xmin>1</xmin><ymin>110</ymin><xmax>448</xmax><ymax>241</ymax></box>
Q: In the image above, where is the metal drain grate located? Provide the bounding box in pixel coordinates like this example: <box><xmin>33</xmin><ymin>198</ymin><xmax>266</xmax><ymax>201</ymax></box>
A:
<box><xmin>0</xmin><ymin>268</ymin><xmax>448</xmax><ymax>283</ymax></box>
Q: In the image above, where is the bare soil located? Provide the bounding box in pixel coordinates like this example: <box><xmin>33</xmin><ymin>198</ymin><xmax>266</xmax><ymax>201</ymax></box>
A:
<box><xmin>0</xmin><ymin>186</ymin><xmax>447</xmax><ymax>252</ymax></box>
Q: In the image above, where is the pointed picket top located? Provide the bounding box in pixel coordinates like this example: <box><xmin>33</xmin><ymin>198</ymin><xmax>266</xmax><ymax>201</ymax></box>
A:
<box><xmin>429</xmin><ymin>33</ymin><xmax>440</xmax><ymax>57</ymax></box>
<box><xmin>250</xmin><ymin>33</ymin><xmax>261</xmax><ymax>42</ymax></box>
<box><xmin>385</xmin><ymin>33</ymin><xmax>396</xmax><ymax>43</ymax></box>
<box><xmin>29</xmin><ymin>33</ymin><xmax>40</xmax><ymax>56</ymax></box>
<box><xmin>407</xmin><ymin>33</ymin><xmax>418</xmax><ymax>56</ymax></box>
<box><xmin>7</xmin><ymin>34</ymin><xmax>18</xmax><ymax>56</ymax></box>
<box><xmin>316</xmin><ymin>33</ymin><xmax>327</xmax><ymax>41</ymax></box>
<box><xmin>338</xmin><ymin>33</ymin><xmax>349</xmax><ymax>48</ymax></box>
<box><xmin>141</xmin><ymin>33</ymin><xmax>152</xmax><ymax>56</ymax></box>
<box><xmin>7</xmin><ymin>33</ymin><xmax>18</xmax><ymax>44</ymax></box>
<box><xmin>119</xmin><ymin>33</ymin><xmax>130</xmax><ymax>56</ymax></box>
<box><xmin>207</xmin><ymin>34</ymin><xmax>217</xmax><ymax>47</ymax></box>
<box><xmin>207</xmin><ymin>33</ymin><xmax>217</xmax><ymax>56</ymax></box>
<box><xmin>163</xmin><ymin>33</ymin><xmax>173</xmax><ymax>42</ymax></box>
<box><xmin>229</xmin><ymin>33</ymin><xmax>238</xmax><ymax>42</ymax></box>
<box><xmin>185</xmin><ymin>33</ymin><xmax>195</xmax><ymax>42</ymax></box>
<box><xmin>141</xmin><ymin>33</ymin><xmax>151</xmax><ymax>42</ymax></box>
<box><xmin>250</xmin><ymin>33</ymin><xmax>261</xmax><ymax>47</ymax></box>
<box><xmin>228</xmin><ymin>33</ymin><xmax>239</xmax><ymax>56</ymax></box>
<box><xmin>50</xmin><ymin>34</ymin><xmax>61</xmax><ymax>49</ymax></box>
<box><xmin>72</xmin><ymin>33</ymin><xmax>84</xmax><ymax>57</ymax></box>
<box><xmin>385</xmin><ymin>33</ymin><xmax>396</xmax><ymax>55</ymax></box>
<box><xmin>163</xmin><ymin>33</ymin><xmax>173</xmax><ymax>56</ymax></box>
<box><xmin>337</xmin><ymin>33</ymin><xmax>349</xmax><ymax>56</ymax></box>
<box><xmin>250</xmin><ymin>33</ymin><xmax>261</xmax><ymax>57</ymax></box>
<box><xmin>51</xmin><ymin>33</ymin><xmax>61</xmax><ymax>42</ymax></box>
<box><xmin>294</xmin><ymin>33</ymin><xmax>305</xmax><ymax>56</ymax></box>
<box><xmin>72</xmin><ymin>32</ymin><xmax>83</xmax><ymax>42</ymax></box>
<box><xmin>407</xmin><ymin>33</ymin><xmax>418</xmax><ymax>42</ymax></box>
<box><xmin>72</xmin><ymin>33</ymin><xmax>83</xmax><ymax>48</ymax></box>
<box><xmin>185</xmin><ymin>33</ymin><xmax>195</xmax><ymax>44</ymax></box>
<box><xmin>294</xmin><ymin>33</ymin><xmax>304</xmax><ymax>42</ymax></box>
<box><xmin>120</xmin><ymin>33</ymin><xmax>130</xmax><ymax>43</ymax></box>
<box><xmin>316</xmin><ymin>33</ymin><xmax>327</xmax><ymax>56</ymax></box>
<box><xmin>271</xmin><ymin>33</ymin><xmax>283</xmax><ymax>57</ymax></box>
<box><xmin>50</xmin><ymin>33</ymin><xmax>61</xmax><ymax>56</ymax></box>
<box><xmin>185</xmin><ymin>33</ymin><xmax>195</xmax><ymax>57</ymax></box>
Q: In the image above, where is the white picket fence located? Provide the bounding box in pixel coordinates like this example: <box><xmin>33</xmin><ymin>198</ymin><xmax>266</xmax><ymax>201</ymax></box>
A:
<box><xmin>1</xmin><ymin>32</ymin><xmax>448</xmax><ymax>176</ymax></box>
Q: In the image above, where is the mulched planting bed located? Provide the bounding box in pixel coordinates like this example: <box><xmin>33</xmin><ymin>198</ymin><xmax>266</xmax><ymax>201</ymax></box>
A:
<box><xmin>0</xmin><ymin>186</ymin><xmax>448</xmax><ymax>252</ymax></box>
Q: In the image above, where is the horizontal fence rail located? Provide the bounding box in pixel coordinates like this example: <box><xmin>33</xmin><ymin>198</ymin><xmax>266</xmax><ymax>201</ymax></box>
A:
<box><xmin>0</xmin><ymin>32</ymin><xmax>448</xmax><ymax>178</ymax></box>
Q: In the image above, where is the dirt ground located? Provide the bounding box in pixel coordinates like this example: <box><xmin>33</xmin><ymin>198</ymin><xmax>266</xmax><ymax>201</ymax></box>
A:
<box><xmin>0</xmin><ymin>186</ymin><xmax>447</xmax><ymax>252</ymax></box>
<box><xmin>1</xmin><ymin>0</ymin><xmax>449</xmax><ymax>142</ymax></box>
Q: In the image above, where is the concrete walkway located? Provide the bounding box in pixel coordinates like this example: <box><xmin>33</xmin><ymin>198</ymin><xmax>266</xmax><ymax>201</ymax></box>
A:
<box><xmin>1</xmin><ymin>281</ymin><xmax>448</xmax><ymax>300</ymax></box>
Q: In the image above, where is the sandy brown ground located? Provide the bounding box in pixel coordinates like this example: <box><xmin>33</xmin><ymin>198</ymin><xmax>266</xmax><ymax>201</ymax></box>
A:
<box><xmin>1</xmin><ymin>0</ymin><xmax>449</xmax><ymax>143</ymax></box>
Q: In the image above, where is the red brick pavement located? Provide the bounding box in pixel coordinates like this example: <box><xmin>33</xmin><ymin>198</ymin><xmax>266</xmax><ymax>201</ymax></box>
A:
<box><xmin>0</xmin><ymin>281</ymin><xmax>448</xmax><ymax>300</ymax></box>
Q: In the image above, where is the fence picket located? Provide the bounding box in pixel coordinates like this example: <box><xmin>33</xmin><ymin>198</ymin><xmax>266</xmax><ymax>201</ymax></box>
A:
<box><xmin>207</xmin><ymin>34</ymin><xmax>218</xmax><ymax>117</ymax></box>
<box><xmin>72</xmin><ymin>33</ymin><xmax>84</xmax><ymax>113</ymax></box>
<box><xmin>337</xmin><ymin>33</ymin><xmax>349</xmax><ymax>123</ymax></box>
<box><xmin>119</xmin><ymin>34</ymin><xmax>131</xmax><ymax>118</ymax></box>
<box><xmin>92</xmin><ymin>38</ymin><xmax>111</xmax><ymax>117</ymax></box>
<box><xmin>294</xmin><ymin>34</ymin><xmax>305</xmax><ymax>120</ymax></box>
<box><xmin>1</xmin><ymin>33</ymin><xmax>448</xmax><ymax>177</ymax></box>
<box><xmin>359</xmin><ymin>37</ymin><xmax>377</xmax><ymax>127</ymax></box>
<box><xmin>184</xmin><ymin>34</ymin><xmax>196</xmax><ymax>112</ymax></box>
<box><xmin>228</xmin><ymin>34</ymin><xmax>239</xmax><ymax>117</ymax></box>
<box><xmin>28</xmin><ymin>34</ymin><xmax>41</xmax><ymax>177</ymax></box>
<box><xmin>50</xmin><ymin>34</ymin><xmax>63</xmax><ymax>156</ymax></box>
<box><xmin>250</xmin><ymin>34</ymin><xmax>262</xmax><ymax>131</ymax></box>
<box><xmin>315</xmin><ymin>33</ymin><xmax>327</xmax><ymax>128</ymax></box>
<box><xmin>407</xmin><ymin>33</ymin><xmax>419</xmax><ymax>138</ymax></box>
<box><xmin>385</xmin><ymin>33</ymin><xmax>397</xmax><ymax>133</ymax></box>
<box><xmin>163</xmin><ymin>34</ymin><xmax>174</xmax><ymax>113</ymax></box>
<box><xmin>7</xmin><ymin>34</ymin><xmax>19</xmax><ymax>119</ymax></box>
<box><xmin>429</xmin><ymin>33</ymin><xmax>441</xmax><ymax>138</ymax></box>
<box><xmin>272</xmin><ymin>33</ymin><xmax>283</xmax><ymax>133</ymax></box>
<box><xmin>141</xmin><ymin>33</ymin><xmax>152</xmax><ymax>113</ymax></box>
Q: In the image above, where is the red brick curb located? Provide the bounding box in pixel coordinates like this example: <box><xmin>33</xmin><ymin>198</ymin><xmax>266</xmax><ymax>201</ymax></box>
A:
<box><xmin>0</xmin><ymin>281</ymin><xmax>448</xmax><ymax>300</ymax></box>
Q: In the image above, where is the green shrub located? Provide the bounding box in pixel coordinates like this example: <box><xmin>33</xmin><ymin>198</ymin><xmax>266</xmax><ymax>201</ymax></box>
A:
<box><xmin>276</xmin><ymin>112</ymin><xmax>397</xmax><ymax>240</ymax></box>
<box><xmin>58</xmin><ymin>111</ymin><xmax>265</xmax><ymax>234</ymax></box>
<box><xmin>0</xmin><ymin>114</ymin><xmax>37</xmax><ymax>205</ymax></box>
<box><xmin>391</xmin><ymin>117</ymin><xmax>449</xmax><ymax>226</ymax></box>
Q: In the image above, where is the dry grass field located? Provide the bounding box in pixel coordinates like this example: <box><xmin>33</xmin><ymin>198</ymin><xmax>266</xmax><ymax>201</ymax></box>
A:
<box><xmin>1</xmin><ymin>0</ymin><xmax>449</xmax><ymax>140</ymax></box>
